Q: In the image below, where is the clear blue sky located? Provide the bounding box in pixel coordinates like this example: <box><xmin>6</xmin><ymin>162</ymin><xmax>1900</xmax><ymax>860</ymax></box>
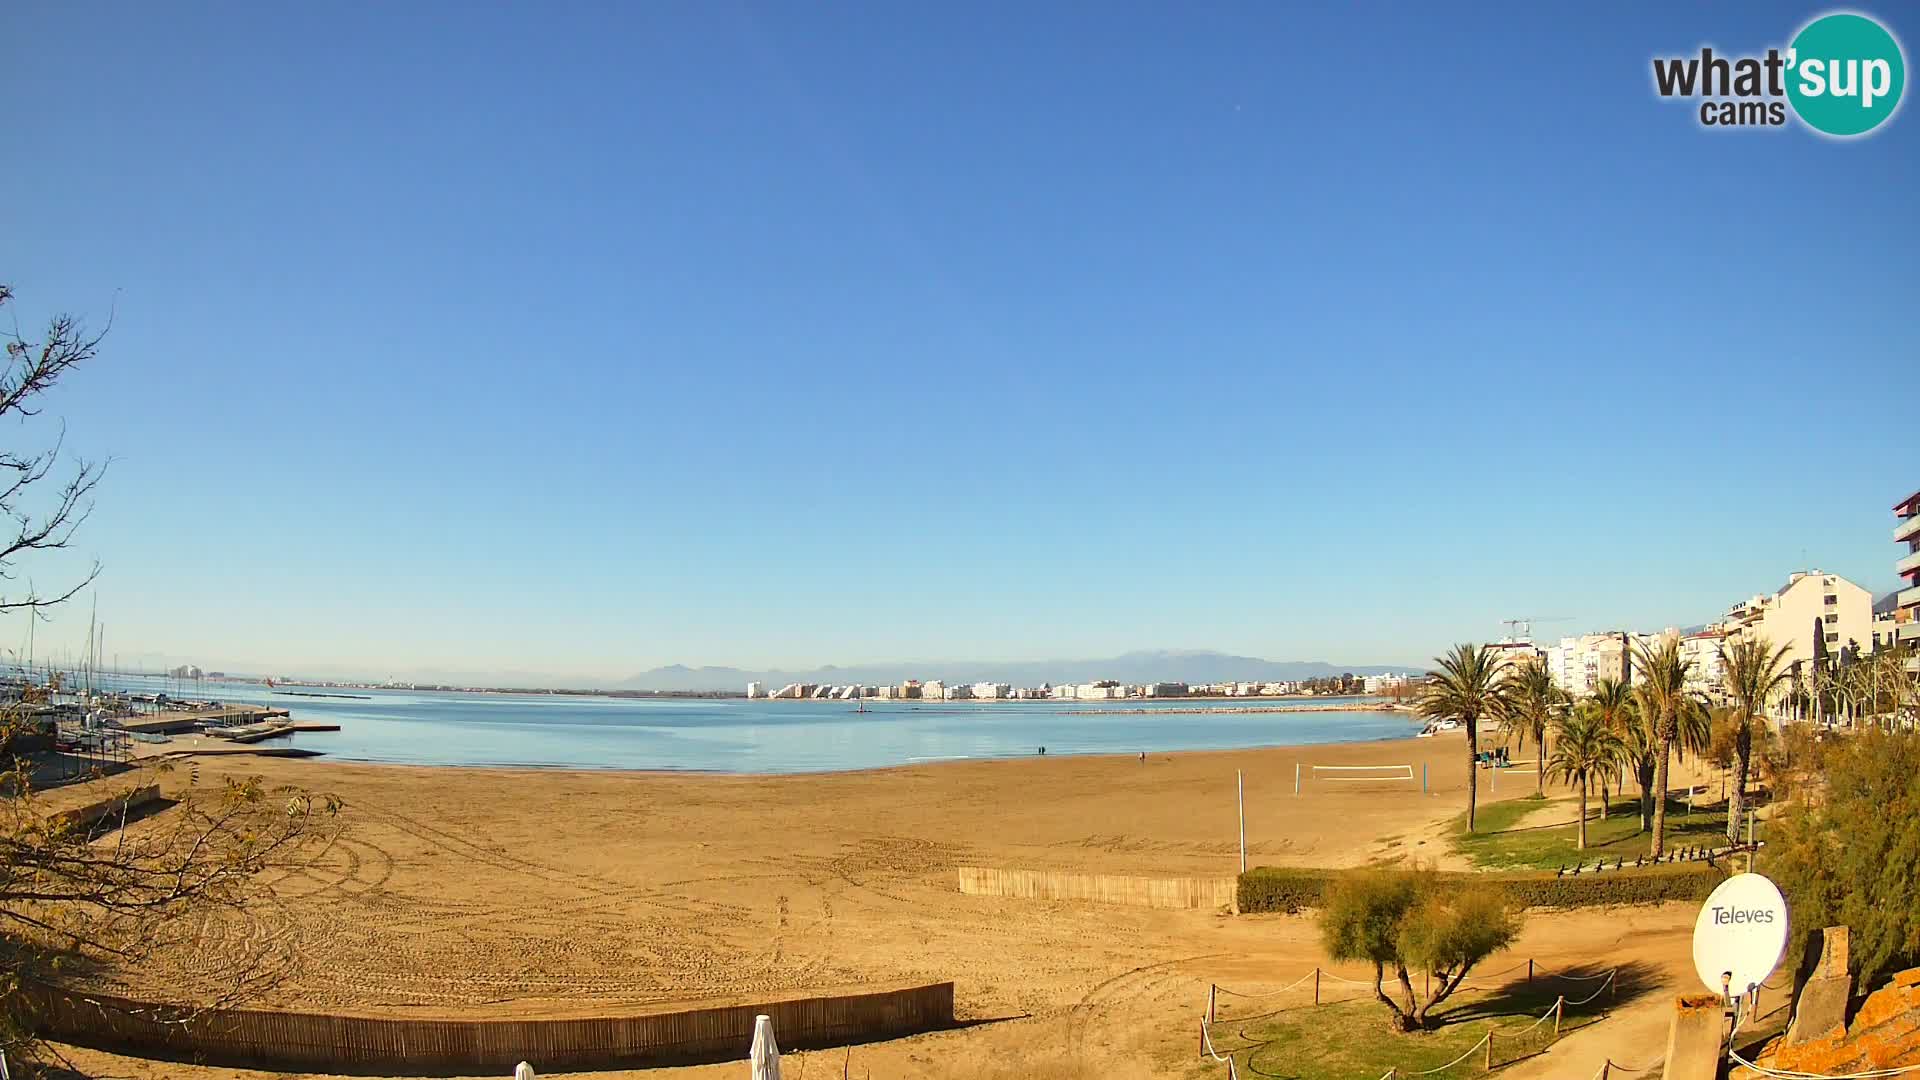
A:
<box><xmin>4</xmin><ymin>2</ymin><xmax>1915</xmax><ymax>683</ymax></box>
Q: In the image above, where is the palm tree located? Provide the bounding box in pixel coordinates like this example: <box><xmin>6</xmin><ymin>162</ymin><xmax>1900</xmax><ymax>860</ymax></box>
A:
<box><xmin>1417</xmin><ymin>643</ymin><xmax>1510</xmax><ymax>833</ymax></box>
<box><xmin>1544</xmin><ymin>711</ymin><xmax>1625</xmax><ymax>850</ymax></box>
<box><xmin>1632</xmin><ymin>635</ymin><xmax>1697</xmax><ymax>857</ymax></box>
<box><xmin>1719</xmin><ymin>636</ymin><xmax>1792</xmax><ymax>845</ymax></box>
<box><xmin>1618</xmin><ymin>704</ymin><xmax>1660</xmax><ymax>832</ymax></box>
<box><xmin>1586</xmin><ymin>677</ymin><xmax>1635</xmax><ymax>819</ymax></box>
<box><xmin>1498</xmin><ymin>659</ymin><xmax>1565</xmax><ymax>797</ymax></box>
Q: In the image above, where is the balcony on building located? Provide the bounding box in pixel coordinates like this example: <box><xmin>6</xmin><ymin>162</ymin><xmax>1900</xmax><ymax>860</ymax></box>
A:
<box><xmin>1898</xmin><ymin>513</ymin><xmax>1920</xmax><ymax>545</ymax></box>
<box><xmin>1899</xmin><ymin>548</ymin><xmax>1920</xmax><ymax>579</ymax></box>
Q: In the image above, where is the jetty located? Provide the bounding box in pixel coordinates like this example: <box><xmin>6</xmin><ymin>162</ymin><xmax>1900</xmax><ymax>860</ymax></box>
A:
<box><xmin>118</xmin><ymin>706</ymin><xmax>291</xmax><ymax>736</ymax></box>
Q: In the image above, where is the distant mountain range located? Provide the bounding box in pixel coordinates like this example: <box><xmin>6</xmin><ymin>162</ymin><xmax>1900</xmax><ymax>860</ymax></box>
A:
<box><xmin>620</xmin><ymin>649</ymin><xmax>1419</xmax><ymax>692</ymax></box>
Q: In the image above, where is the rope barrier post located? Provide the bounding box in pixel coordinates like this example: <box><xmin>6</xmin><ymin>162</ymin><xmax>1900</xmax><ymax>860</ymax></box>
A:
<box><xmin>1199</xmin><ymin>1018</ymin><xmax>1205</xmax><ymax>1057</ymax></box>
<box><xmin>1315</xmin><ymin>968</ymin><xmax>1321</xmax><ymax>1006</ymax></box>
<box><xmin>1295</xmin><ymin>762</ymin><xmax>1301</xmax><ymax>796</ymax></box>
<box><xmin>1554</xmin><ymin>997</ymin><xmax>1563</xmax><ymax>1039</ymax></box>
<box><xmin>1601</xmin><ymin>1062</ymin><xmax>1609</xmax><ymax>1080</ymax></box>
<box><xmin>1208</xmin><ymin>984</ymin><xmax>1217</xmax><ymax>1025</ymax></box>
<box><xmin>1485</xmin><ymin>1032</ymin><xmax>1494</xmax><ymax>1071</ymax></box>
<box><xmin>1527</xmin><ymin>958</ymin><xmax>1533</xmax><ymax>987</ymax></box>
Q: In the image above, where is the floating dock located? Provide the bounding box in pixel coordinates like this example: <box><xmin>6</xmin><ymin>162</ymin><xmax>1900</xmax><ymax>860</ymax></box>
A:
<box><xmin>118</xmin><ymin>707</ymin><xmax>290</xmax><ymax>736</ymax></box>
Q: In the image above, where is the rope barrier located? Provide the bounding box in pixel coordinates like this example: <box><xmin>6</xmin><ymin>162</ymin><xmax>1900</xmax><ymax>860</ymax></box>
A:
<box><xmin>1198</xmin><ymin>1016</ymin><xmax>1240</xmax><ymax>1080</ymax></box>
<box><xmin>1562</xmin><ymin>971</ymin><xmax>1617</xmax><ymax>1007</ymax></box>
<box><xmin>1404</xmin><ymin>1032</ymin><xmax>1493</xmax><ymax>1076</ymax></box>
<box><xmin>1205</xmin><ymin>963</ymin><xmax>1617</xmax><ymax>1078</ymax></box>
<box><xmin>1212</xmin><ymin>959</ymin><xmax>1616</xmax><ymax>1001</ymax></box>
<box><xmin>1214</xmin><ymin>969</ymin><xmax>1321</xmax><ymax>1000</ymax></box>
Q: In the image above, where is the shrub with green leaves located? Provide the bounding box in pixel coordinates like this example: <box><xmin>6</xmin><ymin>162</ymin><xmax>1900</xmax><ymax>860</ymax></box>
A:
<box><xmin>1239</xmin><ymin>861</ymin><xmax>1721</xmax><ymax>914</ymax></box>
<box><xmin>1767</xmin><ymin>729</ymin><xmax>1920</xmax><ymax>991</ymax></box>
<box><xmin>1319</xmin><ymin>867</ymin><xmax>1520</xmax><ymax>1031</ymax></box>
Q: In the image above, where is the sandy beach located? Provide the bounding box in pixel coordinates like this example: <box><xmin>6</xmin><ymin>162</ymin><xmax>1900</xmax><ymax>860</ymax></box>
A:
<box><xmin>46</xmin><ymin>732</ymin><xmax>1722</xmax><ymax>1079</ymax></box>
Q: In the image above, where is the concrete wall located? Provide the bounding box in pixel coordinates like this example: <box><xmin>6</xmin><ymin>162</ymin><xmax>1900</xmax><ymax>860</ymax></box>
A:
<box><xmin>957</xmin><ymin>865</ymin><xmax>1237</xmax><ymax>911</ymax></box>
<box><xmin>11</xmin><ymin>981</ymin><xmax>955</xmax><ymax>1072</ymax></box>
<box><xmin>55</xmin><ymin>784</ymin><xmax>162</xmax><ymax>831</ymax></box>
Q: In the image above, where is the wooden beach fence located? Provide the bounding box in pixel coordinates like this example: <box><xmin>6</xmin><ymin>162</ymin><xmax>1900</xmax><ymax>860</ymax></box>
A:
<box><xmin>957</xmin><ymin>866</ymin><xmax>1238</xmax><ymax>911</ymax></box>
<box><xmin>9</xmin><ymin>981</ymin><xmax>954</xmax><ymax>1073</ymax></box>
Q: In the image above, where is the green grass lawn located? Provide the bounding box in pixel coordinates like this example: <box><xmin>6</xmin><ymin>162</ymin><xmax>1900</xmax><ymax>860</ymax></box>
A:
<box><xmin>1206</xmin><ymin>983</ymin><xmax>1601</xmax><ymax>1080</ymax></box>
<box><xmin>1452</xmin><ymin>794</ymin><xmax>1731</xmax><ymax>870</ymax></box>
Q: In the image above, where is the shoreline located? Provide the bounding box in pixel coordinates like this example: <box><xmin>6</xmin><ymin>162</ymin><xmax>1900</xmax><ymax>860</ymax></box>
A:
<box><xmin>127</xmin><ymin>724</ymin><xmax>1454</xmax><ymax>783</ymax></box>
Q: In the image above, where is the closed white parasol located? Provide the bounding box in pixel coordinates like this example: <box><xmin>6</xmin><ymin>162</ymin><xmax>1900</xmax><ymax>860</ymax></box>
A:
<box><xmin>514</xmin><ymin>1063</ymin><xmax>535</xmax><ymax>1080</ymax></box>
<box><xmin>750</xmin><ymin>1013</ymin><xmax>782</xmax><ymax>1080</ymax></box>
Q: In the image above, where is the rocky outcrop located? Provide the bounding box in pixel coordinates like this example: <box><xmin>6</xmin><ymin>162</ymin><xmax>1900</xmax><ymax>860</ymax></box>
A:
<box><xmin>1754</xmin><ymin>967</ymin><xmax>1920</xmax><ymax>1074</ymax></box>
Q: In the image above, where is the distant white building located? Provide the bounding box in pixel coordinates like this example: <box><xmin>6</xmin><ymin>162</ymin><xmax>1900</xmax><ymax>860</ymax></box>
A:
<box><xmin>1680</xmin><ymin>629</ymin><xmax>1729</xmax><ymax>700</ymax></box>
<box><xmin>746</xmin><ymin>681</ymin><xmax>764</xmax><ymax>699</ymax></box>
<box><xmin>769</xmin><ymin>682</ymin><xmax>805</xmax><ymax>700</ymax></box>
<box><xmin>1363</xmin><ymin>673</ymin><xmax>1411</xmax><ymax>695</ymax></box>
<box><xmin>1146</xmin><ymin>682</ymin><xmax>1187</xmax><ymax>698</ymax></box>
<box><xmin>971</xmin><ymin>682</ymin><xmax>1010</xmax><ymax>700</ymax></box>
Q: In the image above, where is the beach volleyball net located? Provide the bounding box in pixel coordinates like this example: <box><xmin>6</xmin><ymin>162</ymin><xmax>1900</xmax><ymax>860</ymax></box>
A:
<box><xmin>1303</xmin><ymin>763</ymin><xmax>1415</xmax><ymax>784</ymax></box>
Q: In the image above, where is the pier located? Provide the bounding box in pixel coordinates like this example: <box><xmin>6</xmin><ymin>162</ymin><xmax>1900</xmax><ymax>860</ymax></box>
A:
<box><xmin>117</xmin><ymin>706</ymin><xmax>290</xmax><ymax>736</ymax></box>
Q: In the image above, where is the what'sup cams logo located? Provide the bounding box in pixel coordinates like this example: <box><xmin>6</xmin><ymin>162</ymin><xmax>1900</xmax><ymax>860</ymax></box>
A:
<box><xmin>1653</xmin><ymin>11</ymin><xmax>1906</xmax><ymax>136</ymax></box>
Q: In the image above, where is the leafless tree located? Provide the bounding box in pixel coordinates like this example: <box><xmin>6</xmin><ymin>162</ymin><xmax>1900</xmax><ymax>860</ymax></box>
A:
<box><xmin>0</xmin><ymin>284</ymin><xmax>340</xmax><ymax>1073</ymax></box>
<box><xmin>0</xmin><ymin>284</ymin><xmax>107</xmax><ymax>616</ymax></box>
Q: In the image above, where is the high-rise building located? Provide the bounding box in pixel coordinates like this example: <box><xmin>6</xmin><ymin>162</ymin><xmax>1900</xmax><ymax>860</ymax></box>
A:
<box><xmin>745</xmin><ymin>681</ymin><xmax>764</xmax><ymax>699</ymax></box>
<box><xmin>1896</xmin><ymin>489</ymin><xmax>1920</xmax><ymax>665</ymax></box>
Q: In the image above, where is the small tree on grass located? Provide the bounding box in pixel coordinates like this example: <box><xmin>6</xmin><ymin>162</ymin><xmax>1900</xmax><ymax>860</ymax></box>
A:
<box><xmin>1320</xmin><ymin>869</ymin><xmax>1521</xmax><ymax>1032</ymax></box>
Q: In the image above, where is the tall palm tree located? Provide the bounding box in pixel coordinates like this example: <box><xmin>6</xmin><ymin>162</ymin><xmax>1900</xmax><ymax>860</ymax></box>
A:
<box><xmin>1497</xmin><ymin>659</ymin><xmax>1565</xmax><ymax>797</ymax></box>
<box><xmin>1618</xmin><ymin>704</ymin><xmax>1660</xmax><ymax>832</ymax></box>
<box><xmin>1719</xmin><ymin>636</ymin><xmax>1792</xmax><ymax>845</ymax></box>
<box><xmin>1632</xmin><ymin>635</ymin><xmax>1697</xmax><ymax>857</ymax></box>
<box><xmin>1417</xmin><ymin>643</ymin><xmax>1510</xmax><ymax>833</ymax></box>
<box><xmin>1586</xmin><ymin>677</ymin><xmax>1635</xmax><ymax>819</ymax></box>
<box><xmin>1544</xmin><ymin>710</ymin><xmax>1625</xmax><ymax>850</ymax></box>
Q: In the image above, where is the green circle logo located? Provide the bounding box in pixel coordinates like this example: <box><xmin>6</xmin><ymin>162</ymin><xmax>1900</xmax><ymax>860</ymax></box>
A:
<box><xmin>1787</xmin><ymin>13</ymin><xmax>1906</xmax><ymax>136</ymax></box>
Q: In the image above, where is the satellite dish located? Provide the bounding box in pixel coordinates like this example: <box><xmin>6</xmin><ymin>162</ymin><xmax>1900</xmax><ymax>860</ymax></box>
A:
<box><xmin>1692</xmin><ymin>873</ymin><xmax>1790</xmax><ymax>998</ymax></box>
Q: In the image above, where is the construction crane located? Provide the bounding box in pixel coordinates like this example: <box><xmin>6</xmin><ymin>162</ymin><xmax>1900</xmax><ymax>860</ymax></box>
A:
<box><xmin>1500</xmin><ymin>616</ymin><xmax>1572</xmax><ymax>642</ymax></box>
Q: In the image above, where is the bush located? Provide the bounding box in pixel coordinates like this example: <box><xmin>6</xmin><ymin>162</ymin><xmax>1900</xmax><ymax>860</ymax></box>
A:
<box><xmin>1768</xmin><ymin>729</ymin><xmax>1920</xmax><ymax>990</ymax></box>
<box><xmin>1239</xmin><ymin>861</ymin><xmax>1722</xmax><ymax>914</ymax></box>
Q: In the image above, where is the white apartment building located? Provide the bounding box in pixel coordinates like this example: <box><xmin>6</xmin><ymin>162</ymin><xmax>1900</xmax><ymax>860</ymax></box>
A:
<box><xmin>745</xmin><ymin>681</ymin><xmax>764</xmax><ymax>699</ymax></box>
<box><xmin>971</xmin><ymin>682</ymin><xmax>1010</xmax><ymax>700</ymax></box>
<box><xmin>1721</xmin><ymin>570</ymin><xmax>1873</xmax><ymax>673</ymax></box>
<box><xmin>1679</xmin><ymin>629</ymin><xmax>1728</xmax><ymax>700</ymax></box>
<box><xmin>922</xmin><ymin>680</ymin><xmax>944</xmax><ymax>701</ymax></box>
<box><xmin>1363</xmin><ymin>673</ymin><xmax>1412</xmax><ymax>694</ymax></box>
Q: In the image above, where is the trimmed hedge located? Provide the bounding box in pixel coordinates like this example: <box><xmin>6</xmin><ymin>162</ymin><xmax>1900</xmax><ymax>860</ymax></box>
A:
<box><xmin>1237</xmin><ymin>861</ymin><xmax>1724</xmax><ymax>914</ymax></box>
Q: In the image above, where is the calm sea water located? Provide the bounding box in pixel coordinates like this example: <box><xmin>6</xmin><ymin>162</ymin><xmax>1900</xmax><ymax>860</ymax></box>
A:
<box><xmin>97</xmin><ymin>675</ymin><xmax>1416</xmax><ymax>773</ymax></box>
